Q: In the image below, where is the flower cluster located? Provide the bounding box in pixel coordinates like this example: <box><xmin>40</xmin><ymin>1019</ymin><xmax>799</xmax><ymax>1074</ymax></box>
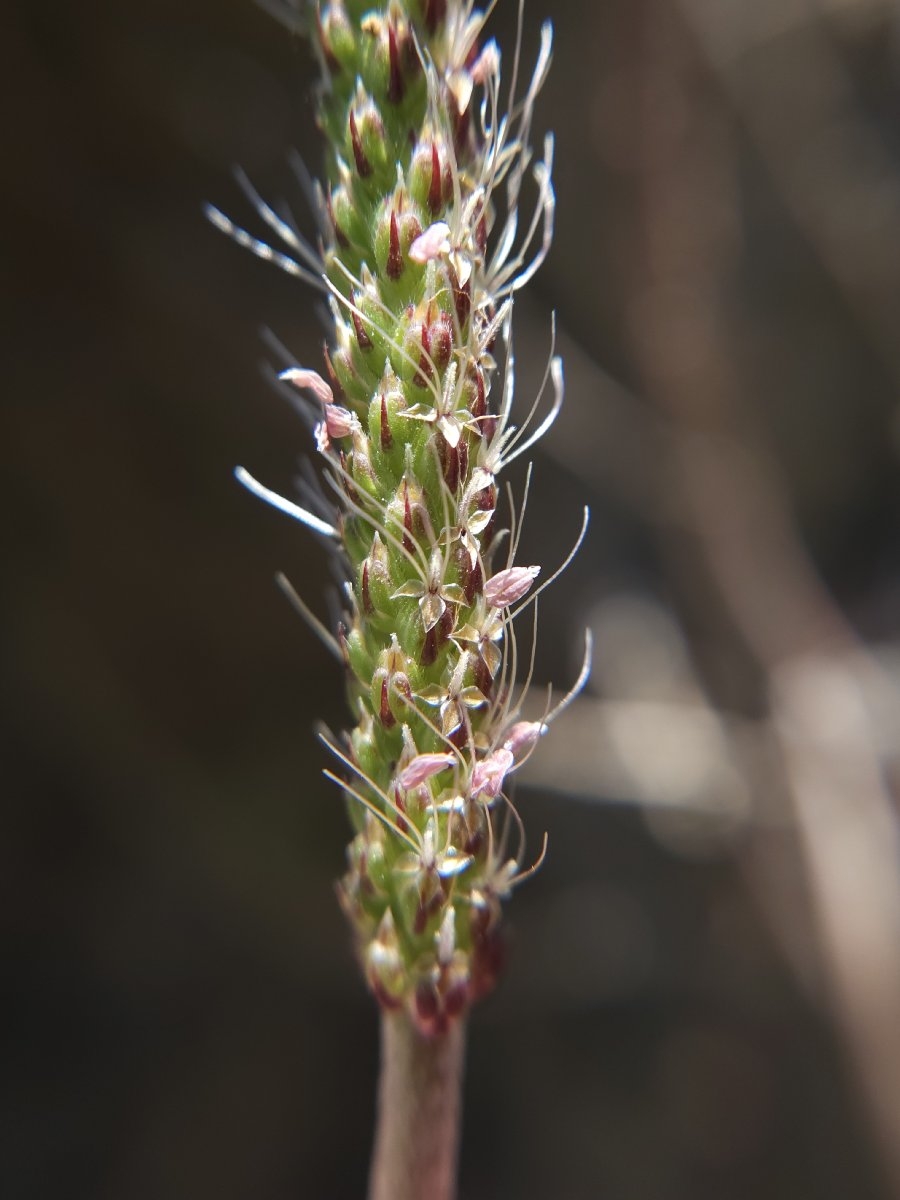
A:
<box><xmin>210</xmin><ymin>0</ymin><xmax>587</xmax><ymax>1035</ymax></box>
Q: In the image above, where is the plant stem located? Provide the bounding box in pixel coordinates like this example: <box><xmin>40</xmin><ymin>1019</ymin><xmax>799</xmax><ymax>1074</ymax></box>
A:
<box><xmin>368</xmin><ymin>1012</ymin><xmax>466</xmax><ymax>1200</ymax></box>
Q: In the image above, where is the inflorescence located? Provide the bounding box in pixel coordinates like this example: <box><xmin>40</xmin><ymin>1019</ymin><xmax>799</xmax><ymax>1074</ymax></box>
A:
<box><xmin>209</xmin><ymin>0</ymin><xmax>588</xmax><ymax>1035</ymax></box>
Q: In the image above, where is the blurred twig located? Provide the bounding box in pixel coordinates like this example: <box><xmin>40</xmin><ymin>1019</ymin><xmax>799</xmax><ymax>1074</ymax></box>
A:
<box><xmin>616</xmin><ymin>1</ymin><xmax>900</xmax><ymax>1190</ymax></box>
<box><xmin>681</xmin><ymin>0</ymin><xmax>900</xmax><ymax>385</ymax></box>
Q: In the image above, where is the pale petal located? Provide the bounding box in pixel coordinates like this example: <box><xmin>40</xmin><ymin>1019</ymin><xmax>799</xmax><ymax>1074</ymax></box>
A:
<box><xmin>466</xmin><ymin>509</ymin><xmax>493</xmax><ymax>535</ymax></box>
<box><xmin>401</xmin><ymin>403</ymin><xmax>435</xmax><ymax>419</ymax></box>
<box><xmin>453</xmin><ymin>622</ymin><xmax>480</xmax><ymax>642</ymax></box>
<box><xmin>441</xmin><ymin>702</ymin><xmax>462</xmax><ymax>738</ymax></box>
<box><xmin>448</xmin><ymin>69</ymin><xmax>474</xmax><ymax>116</ymax></box>
<box><xmin>392</xmin><ymin>580</ymin><xmax>426</xmax><ymax>599</ymax></box>
<box><xmin>437</xmin><ymin>414</ymin><xmax>461</xmax><ymax>449</ymax></box>
<box><xmin>481</xmin><ymin>641</ymin><xmax>502</xmax><ymax>676</ymax></box>
<box><xmin>468</xmin><ymin>469</ymin><xmax>494</xmax><ymax>493</ymax></box>
<box><xmin>460</xmin><ymin>529</ymin><xmax>480</xmax><ymax>566</ymax></box>
<box><xmin>451</xmin><ymin>251</ymin><xmax>472</xmax><ymax>287</ymax></box>
<box><xmin>484</xmin><ymin>612</ymin><xmax>504</xmax><ymax>640</ymax></box>
<box><xmin>420</xmin><ymin>591</ymin><xmax>445</xmax><ymax>631</ymax></box>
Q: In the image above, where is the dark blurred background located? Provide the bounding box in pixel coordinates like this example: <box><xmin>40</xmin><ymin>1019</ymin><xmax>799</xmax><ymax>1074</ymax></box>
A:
<box><xmin>4</xmin><ymin>0</ymin><xmax>900</xmax><ymax>1197</ymax></box>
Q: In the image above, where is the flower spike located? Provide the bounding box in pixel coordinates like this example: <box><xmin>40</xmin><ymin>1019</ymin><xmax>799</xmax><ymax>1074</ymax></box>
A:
<box><xmin>211</xmin><ymin>0</ymin><xmax>582</xmax><ymax>1035</ymax></box>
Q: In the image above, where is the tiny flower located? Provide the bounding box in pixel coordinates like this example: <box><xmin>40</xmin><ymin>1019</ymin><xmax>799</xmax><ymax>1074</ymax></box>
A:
<box><xmin>398</xmin><ymin>753</ymin><xmax>456</xmax><ymax>790</ymax></box>
<box><xmin>484</xmin><ymin>565</ymin><xmax>540</xmax><ymax>608</ymax></box>
<box><xmin>402</xmin><ymin>362</ymin><xmax>482</xmax><ymax>449</ymax></box>
<box><xmin>453</xmin><ymin>598</ymin><xmax>504</xmax><ymax>675</ymax></box>
<box><xmin>314</xmin><ymin>420</ymin><xmax>330</xmax><ymax>454</ymax></box>
<box><xmin>417</xmin><ymin>651</ymin><xmax>487</xmax><ymax>737</ymax></box>
<box><xmin>409</xmin><ymin>221</ymin><xmax>451</xmax><ymax>264</ymax></box>
<box><xmin>278</xmin><ymin>367</ymin><xmax>334</xmax><ymax>406</ymax></box>
<box><xmin>470</xmin><ymin>747</ymin><xmax>514</xmax><ymax>800</ymax></box>
<box><xmin>392</xmin><ymin>546</ymin><xmax>465</xmax><ymax>632</ymax></box>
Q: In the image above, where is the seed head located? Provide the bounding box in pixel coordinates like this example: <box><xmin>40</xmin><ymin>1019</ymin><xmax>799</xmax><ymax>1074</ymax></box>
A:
<box><xmin>212</xmin><ymin>0</ymin><xmax>588</xmax><ymax>1032</ymax></box>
